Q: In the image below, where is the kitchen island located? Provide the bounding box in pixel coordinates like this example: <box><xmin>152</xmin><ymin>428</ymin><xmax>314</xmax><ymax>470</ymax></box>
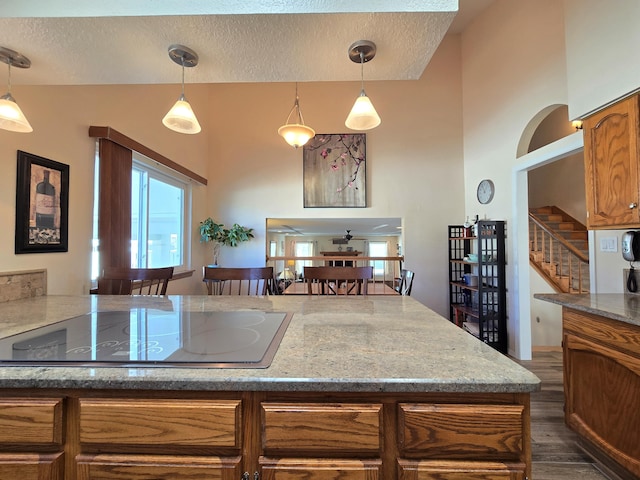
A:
<box><xmin>0</xmin><ymin>295</ymin><xmax>539</xmax><ymax>480</ymax></box>
<box><xmin>535</xmin><ymin>293</ymin><xmax>640</xmax><ymax>480</ymax></box>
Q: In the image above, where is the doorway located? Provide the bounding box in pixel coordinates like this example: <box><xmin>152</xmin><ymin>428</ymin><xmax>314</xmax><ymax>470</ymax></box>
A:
<box><xmin>512</xmin><ymin>105</ymin><xmax>585</xmax><ymax>360</ymax></box>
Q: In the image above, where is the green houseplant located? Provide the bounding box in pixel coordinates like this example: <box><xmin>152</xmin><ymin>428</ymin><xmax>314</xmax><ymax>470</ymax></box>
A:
<box><xmin>199</xmin><ymin>217</ymin><xmax>254</xmax><ymax>265</ymax></box>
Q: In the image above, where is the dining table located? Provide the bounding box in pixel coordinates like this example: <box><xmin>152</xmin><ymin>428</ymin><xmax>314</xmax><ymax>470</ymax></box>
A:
<box><xmin>283</xmin><ymin>280</ymin><xmax>398</xmax><ymax>295</ymax></box>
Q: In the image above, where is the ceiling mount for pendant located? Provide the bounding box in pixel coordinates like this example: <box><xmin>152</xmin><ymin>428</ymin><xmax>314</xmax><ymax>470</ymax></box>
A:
<box><xmin>0</xmin><ymin>47</ymin><xmax>31</xmax><ymax>69</ymax></box>
<box><xmin>167</xmin><ymin>45</ymin><xmax>199</xmax><ymax>68</ymax></box>
<box><xmin>347</xmin><ymin>40</ymin><xmax>377</xmax><ymax>64</ymax></box>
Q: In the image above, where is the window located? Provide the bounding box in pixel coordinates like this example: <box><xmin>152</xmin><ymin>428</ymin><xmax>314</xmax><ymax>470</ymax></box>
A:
<box><xmin>294</xmin><ymin>241</ymin><xmax>314</xmax><ymax>278</ymax></box>
<box><xmin>131</xmin><ymin>158</ymin><xmax>189</xmax><ymax>269</ymax></box>
<box><xmin>91</xmin><ymin>152</ymin><xmax>191</xmax><ymax>280</ymax></box>
<box><xmin>368</xmin><ymin>241</ymin><xmax>388</xmax><ymax>277</ymax></box>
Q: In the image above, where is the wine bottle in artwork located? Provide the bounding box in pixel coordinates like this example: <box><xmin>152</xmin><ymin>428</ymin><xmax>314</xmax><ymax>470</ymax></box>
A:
<box><xmin>35</xmin><ymin>170</ymin><xmax>56</xmax><ymax>229</ymax></box>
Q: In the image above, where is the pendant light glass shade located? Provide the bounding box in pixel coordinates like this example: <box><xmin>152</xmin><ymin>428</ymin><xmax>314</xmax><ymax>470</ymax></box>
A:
<box><xmin>0</xmin><ymin>92</ymin><xmax>32</xmax><ymax>133</ymax></box>
<box><xmin>163</xmin><ymin>93</ymin><xmax>201</xmax><ymax>134</ymax></box>
<box><xmin>0</xmin><ymin>46</ymin><xmax>33</xmax><ymax>133</ymax></box>
<box><xmin>345</xmin><ymin>91</ymin><xmax>380</xmax><ymax>131</ymax></box>
<box><xmin>278</xmin><ymin>83</ymin><xmax>315</xmax><ymax>148</ymax></box>
<box><xmin>345</xmin><ymin>40</ymin><xmax>381</xmax><ymax>131</ymax></box>
<box><xmin>163</xmin><ymin>44</ymin><xmax>201</xmax><ymax>135</ymax></box>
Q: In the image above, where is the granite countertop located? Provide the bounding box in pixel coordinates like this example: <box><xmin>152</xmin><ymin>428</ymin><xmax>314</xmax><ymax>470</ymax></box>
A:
<box><xmin>0</xmin><ymin>295</ymin><xmax>540</xmax><ymax>393</ymax></box>
<box><xmin>534</xmin><ymin>293</ymin><xmax>640</xmax><ymax>327</ymax></box>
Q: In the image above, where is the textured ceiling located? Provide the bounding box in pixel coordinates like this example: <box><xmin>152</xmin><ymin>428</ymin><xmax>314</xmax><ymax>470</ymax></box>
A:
<box><xmin>0</xmin><ymin>0</ymin><xmax>493</xmax><ymax>86</ymax></box>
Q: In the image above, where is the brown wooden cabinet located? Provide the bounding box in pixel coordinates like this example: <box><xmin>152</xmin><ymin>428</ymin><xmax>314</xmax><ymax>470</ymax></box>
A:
<box><xmin>563</xmin><ymin>308</ymin><xmax>640</xmax><ymax>478</ymax></box>
<box><xmin>0</xmin><ymin>391</ymin><xmax>531</xmax><ymax>480</ymax></box>
<box><xmin>0</xmin><ymin>397</ymin><xmax>65</xmax><ymax>480</ymax></box>
<box><xmin>583</xmin><ymin>94</ymin><xmax>640</xmax><ymax>229</ymax></box>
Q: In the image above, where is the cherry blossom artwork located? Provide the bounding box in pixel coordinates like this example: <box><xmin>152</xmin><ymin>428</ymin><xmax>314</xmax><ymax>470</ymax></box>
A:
<box><xmin>303</xmin><ymin>133</ymin><xmax>366</xmax><ymax>208</ymax></box>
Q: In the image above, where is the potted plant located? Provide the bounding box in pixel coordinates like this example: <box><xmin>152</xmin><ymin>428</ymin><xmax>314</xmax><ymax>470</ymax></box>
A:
<box><xmin>199</xmin><ymin>217</ymin><xmax>254</xmax><ymax>265</ymax></box>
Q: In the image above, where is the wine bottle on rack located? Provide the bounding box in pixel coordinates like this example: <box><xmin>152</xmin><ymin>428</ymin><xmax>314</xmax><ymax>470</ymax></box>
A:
<box><xmin>35</xmin><ymin>170</ymin><xmax>56</xmax><ymax>229</ymax></box>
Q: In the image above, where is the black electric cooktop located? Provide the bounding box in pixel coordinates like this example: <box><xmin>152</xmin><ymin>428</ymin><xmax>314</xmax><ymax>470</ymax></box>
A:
<box><xmin>0</xmin><ymin>310</ymin><xmax>292</xmax><ymax>368</ymax></box>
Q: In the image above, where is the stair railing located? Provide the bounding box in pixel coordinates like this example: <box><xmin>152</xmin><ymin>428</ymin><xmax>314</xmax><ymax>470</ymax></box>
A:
<box><xmin>529</xmin><ymin>213</ymin><xmax>589</xmax><ymax>293</ymax></box>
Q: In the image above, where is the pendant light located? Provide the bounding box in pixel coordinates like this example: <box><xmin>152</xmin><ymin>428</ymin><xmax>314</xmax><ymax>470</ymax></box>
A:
<box><xmin>345</xmin><ymin>40</ymin><xmax>381</xmax><ymax>131</ymax></box>
<box><xmin>162</xmin><ymin>44</ymin><xmax>201</xmax><ymax>135</ymax></box>
<box><xmin>278</xmin><ymin>83</ymin><xmax>315</xmax><ymax>148</ymax></box>
<box><xmin>0</xmin><ymin>46</ymin><xmax>33</xmax><ymax>133</ymax></box>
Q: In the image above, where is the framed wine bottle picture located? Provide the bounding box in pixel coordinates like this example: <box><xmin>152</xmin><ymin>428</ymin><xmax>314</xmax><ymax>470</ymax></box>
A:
<box><xmin>15</xmin><ymin>150</ymin><xmax>69</xmax><ymax>254</ymax></box>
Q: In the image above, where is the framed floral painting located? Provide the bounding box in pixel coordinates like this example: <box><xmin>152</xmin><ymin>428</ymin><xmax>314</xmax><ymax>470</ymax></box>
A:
<box><xmin>303</xmin><ymin>133</ymin><xmax>366</xmax><ymax>208</ymax></box>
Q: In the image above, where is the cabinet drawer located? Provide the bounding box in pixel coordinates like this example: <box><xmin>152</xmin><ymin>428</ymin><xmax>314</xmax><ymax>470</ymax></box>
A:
<box><xmin>261</xmin><ymin>457</ymin><xmax>382</xmax><ymax>480</ymax></box>
<box><xmin>0</xmin><ymin>452</ymin><xmax>64</xmax><ymax>480</ymax></box>
<box><xmin>0</xmin><ymin>397</ymin><xmax>64</xmax><ymax>446</ymax></box>
<box><xmin>398</xmin><ymin>459</ymin><xmax>526</xmax><ymax>480</ymax></box>
<box><xmin>262</xmin><ymin>403</ymin><xmax>381</xmax><ymax>454</ymax></box>
<box><xmin>564</xmin><ymin>308</ymin><xmax>640</xmax><ymax>356</ymax></box>
<box><xmin>79</xmin><ymin>399</ymin><xmax>241</xmax><ymax>449</ymax></box>
<box><xmin>398</xmin><ymin>404</ymin><xmax>524</xmax><ymax>459</ymax></box>
<box><xmin>76</xmin><ymin>453</ymin><xmax>241</xmax><ymax>480</ymax></box>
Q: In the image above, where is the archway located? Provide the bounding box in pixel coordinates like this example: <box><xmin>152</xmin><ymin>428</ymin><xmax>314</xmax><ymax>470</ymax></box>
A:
<box><xmin>511</xmin><ymin>105</ymin><xmax>584</xmax><ymax>359</ymax></box>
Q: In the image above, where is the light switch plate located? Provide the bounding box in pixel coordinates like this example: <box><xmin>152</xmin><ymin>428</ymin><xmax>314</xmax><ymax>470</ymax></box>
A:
<box><xmin>600</xmin><ymin>237</ymin><xmax>618</xmax><ymax>252</ymax></box>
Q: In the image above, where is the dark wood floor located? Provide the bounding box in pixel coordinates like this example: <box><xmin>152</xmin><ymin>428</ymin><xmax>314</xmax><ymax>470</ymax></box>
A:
<box><xmin>515</xmin><ymin>349</ymin><xmax>610</xmax><ymax>480</ymax></box>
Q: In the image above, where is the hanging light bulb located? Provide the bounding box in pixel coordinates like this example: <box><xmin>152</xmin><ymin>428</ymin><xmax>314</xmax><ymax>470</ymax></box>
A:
<box><xmin>278</xmin><ymin>83</ymin><xmax>315</xmax><ymax>148</ymax></box>
<box><xmin>0</xmin><ymin>46</ymin><xmax>33</xmax><ymax>133</ymax></box>
<box><xmin>345</xmin><ymin>40</ymin><xmax>380</xmax><ymax>131</ymax></box>
<box><xmin>162</xmin><ymin>44</ymin><xmax>201</xmax><ymax>135</ymax></box>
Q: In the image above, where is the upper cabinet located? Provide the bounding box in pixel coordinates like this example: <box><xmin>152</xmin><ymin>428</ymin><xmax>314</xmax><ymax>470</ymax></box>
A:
<box><xmin>583</xmin><ymin>95</ymin><xmax>640</xmax><ymax>229</ymax></box>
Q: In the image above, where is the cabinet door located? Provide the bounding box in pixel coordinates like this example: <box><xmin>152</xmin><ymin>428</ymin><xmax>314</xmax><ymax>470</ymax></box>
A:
<box><xmin>76</xmin><ymin>454</ymin><xmax>241</xmax><ymax>480</ymax></box>
<box><xmin>398</xmin><ymin>459</ymin><xmax>525</xmax><ymax>480</ymax></box>
<box><xmin>563</xmin><ymin>322</ymin><xmax>640</xmax><ymax>478</ymax></box>
<box><xmin>261</xmin><ymin>457</ymin><xmax>382</xmax><ymax>480</ymax></box>
<box><xmin>584</xmin><ymin>95</ymin><xmax>640</xmax><ymax>228</ymax></box>
<box><xmin>0</xmin><ymin>452</ymin><xmax>64</xmax><ymax>480</ymax></box>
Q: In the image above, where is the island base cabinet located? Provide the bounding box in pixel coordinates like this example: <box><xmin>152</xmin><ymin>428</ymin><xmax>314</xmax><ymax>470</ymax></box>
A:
<box><xmin>0</xmin><ymin>391</ymin><xmax>532</xmax><ymax>480</ymax></box>
<box><xmin>261</xmin><ymin>457</ymin><xmax>382</xmax><ymax>480</ymax></box>
<box><xmin>563</xmin><ymin>308</ymin><xmax>640</xmax><ymax>479</ymax></box>
<box><xmin>76</xmin><ymin>454</ymin><xmax>241</xmax><ymax>480</ymax></box>
<box><xmin>0</xmin><ymin>453</ymin><xmax>64</xmax><ymax>480</ymax></box>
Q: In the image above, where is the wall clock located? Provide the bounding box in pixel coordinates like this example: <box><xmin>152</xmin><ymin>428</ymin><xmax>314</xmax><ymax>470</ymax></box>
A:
<box><xmin>477</xmin><ymin>179</ymin><xmax>495</xmax><ymax>204</ymax></box>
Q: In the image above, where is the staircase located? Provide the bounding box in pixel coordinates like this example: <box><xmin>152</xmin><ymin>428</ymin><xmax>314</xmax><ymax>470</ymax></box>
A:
<box><xmin>529</xmin><ymin>206</ymin><xmax>590</xmax><ymax>293</ymax></box>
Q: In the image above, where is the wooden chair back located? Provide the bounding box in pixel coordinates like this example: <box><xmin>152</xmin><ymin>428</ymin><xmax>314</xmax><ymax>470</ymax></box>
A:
<box><xmin>203</xmin><ymin>266</ymin><xmax>275</xmax><ymax>295</ymax></box>
<box><xmin>303</xmin><ymin>266</ymin><xmax>373</xmax><ymax>295</ymax></box>
<box><xmin>97</xmin><ymin>267</ymin><xmax>174</xmax><ymax>295</ymax></box>
<box><xmin>396</xmin><ymin>269</ymin><xmax>415</xmax><ymax>296</ymax></box>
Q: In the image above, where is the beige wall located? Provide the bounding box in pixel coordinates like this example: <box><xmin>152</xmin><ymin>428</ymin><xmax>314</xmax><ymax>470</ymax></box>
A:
<box><xmin>0</xmin><ymin>84</ymin><xmax>211</xmax><ymax>294</ymax></box>
<box><xmin>0</xmin><ymin>36</ymin><xmax>464</xmax><ymax>313</ymax></box>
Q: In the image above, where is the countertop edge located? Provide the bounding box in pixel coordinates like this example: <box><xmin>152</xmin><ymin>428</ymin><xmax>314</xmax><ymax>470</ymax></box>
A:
<box><xmin>534</xmin><ymin>293</ymin><xmax>640</xmax><ymax>327</ymax></box>
<box><xmin>0</xmin><ymin>375</ymin><xmax>541</xmax><ymax>393</ymax></box>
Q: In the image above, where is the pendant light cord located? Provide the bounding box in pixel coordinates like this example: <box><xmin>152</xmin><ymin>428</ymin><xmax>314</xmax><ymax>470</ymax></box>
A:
<box><xmin>6</xmin><ymin>61</ymin><xmax>11</xmax><ymax>93</ymax></box>
<box><xmin>359</xmin><ymin>51</ymin><xmax>365</xmax><ymax>94</ymax></box>
<box><xmin>180</xmin><ymin>56</ymin><xmax>185</xmax><ymax>97</ymax></box>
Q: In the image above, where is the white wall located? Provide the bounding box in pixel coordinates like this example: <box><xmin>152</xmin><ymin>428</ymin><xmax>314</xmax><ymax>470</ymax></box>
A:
<box><xmin>461</xmin><ymin>0</ymin><xmax>568</xmax><ymax>357</ymax></box>
<box><xmin>528</xmin><ymin>152</ymin><xmax>586</xmax><ymax>224</ymax></box>
<box><xmin>564</xmin><ymin>0</ymin><xmax>640</xmax><ymax>119</ymax></box>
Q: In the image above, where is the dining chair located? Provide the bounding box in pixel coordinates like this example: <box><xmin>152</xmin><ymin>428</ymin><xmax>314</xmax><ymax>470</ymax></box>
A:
<box><xmin>396</xmin><ymin>269</ymin><xmax>415</xmax><ymax>296</ymax></box>
<box><xmin>202</xmin><ymin>266</ymin><xmax>275</xmax><ymax>295</ymax></box>
<box><xmin>97</xmin><ymin>267</ymin><xmax>174</xmax><ymax>295</ymax></box>
<box><xmin>303</xmin><ymin>266</ymin><xmax>373</xmax><ymax>295</ymax></box>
